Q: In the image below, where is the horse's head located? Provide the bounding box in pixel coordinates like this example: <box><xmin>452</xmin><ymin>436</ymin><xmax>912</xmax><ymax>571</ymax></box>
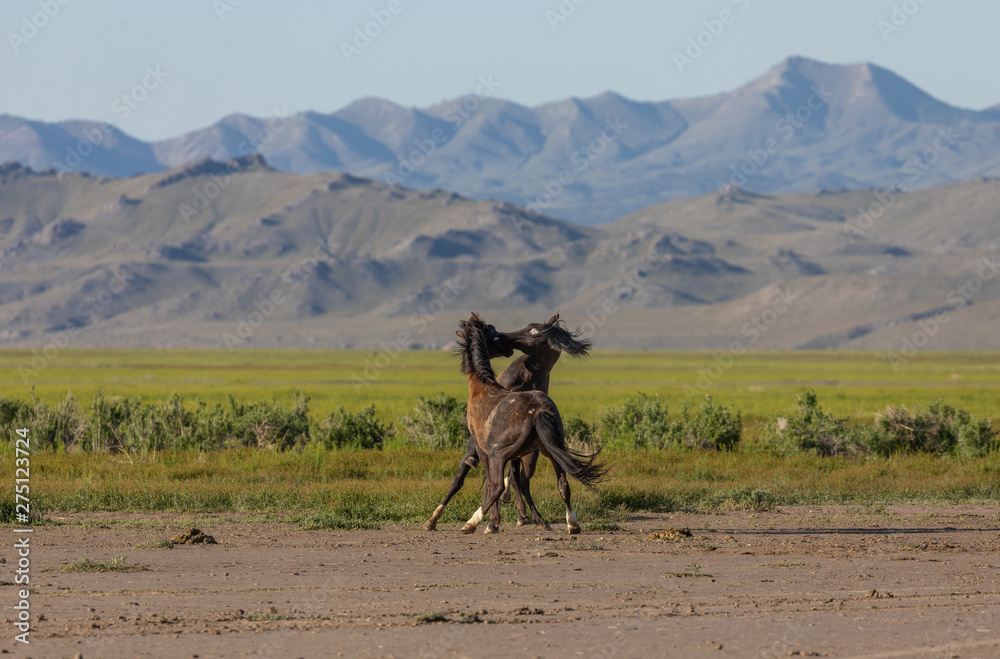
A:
<box><xmin>457</xmin><ymin>313</ymin><xmax>515</xmax><ymax>360</ymax></box>
<box><xmin>502</xmin><ymin>313</ymin><xmax>592</xmax><ymax>357</ymax></box>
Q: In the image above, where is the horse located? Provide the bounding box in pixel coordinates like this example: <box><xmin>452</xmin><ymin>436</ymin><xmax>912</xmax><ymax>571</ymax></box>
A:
<box><xmin>422</xmin><ymin>314</ymin><xmax>591</xmax><ymax>531</ymax></box>
<box><xmin>453</xmin><ymin>313</ymin><xmax>605</xmax><ymax>534</ymax></box>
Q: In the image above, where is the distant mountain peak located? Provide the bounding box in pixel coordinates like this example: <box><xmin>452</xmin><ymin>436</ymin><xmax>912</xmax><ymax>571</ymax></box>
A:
<box><xmin>336</xmin><ymin>96</ymin><xmax>411</xmax><ymax>118</ymax></box>
<box><xmin>2</xmin><ymin>57</ymin><xmax>999</xmax><ymax>225</ymax></box>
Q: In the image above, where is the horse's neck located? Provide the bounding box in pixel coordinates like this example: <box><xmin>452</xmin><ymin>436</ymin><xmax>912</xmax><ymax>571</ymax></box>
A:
<box><xmin>467</xmin><ymin>372</ymin><xmax>501</xmax><ymax>397</ymax></box>
<box><xmin>522</xmin><ymin>349</ymin><xmax>559</xmax><ymax>389</ymax></box>
<box><xmin>498</xmin><ymin>349</ymin><xmax>559</xmax><ymax>393</ymax></box>
<box><xmin>529</xmin><ymin>348</ymin><xmax>560</xmax><ymax>374</ymax></box>
<box><xmin>466</xmin><ymin>375</ymin><xmax>503</xmax><ymax>436</ymax></box>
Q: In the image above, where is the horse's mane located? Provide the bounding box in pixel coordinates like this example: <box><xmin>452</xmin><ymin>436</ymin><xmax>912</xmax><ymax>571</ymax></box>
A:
<box><xmin>539</xmin><ymin>319</ymin><xmax>592</xmax><ymax>358</ymax></box>
<box><xmin>454</xmin><ymin>315</ymin><xmax>499</xmax><ymax>385</ymax></box>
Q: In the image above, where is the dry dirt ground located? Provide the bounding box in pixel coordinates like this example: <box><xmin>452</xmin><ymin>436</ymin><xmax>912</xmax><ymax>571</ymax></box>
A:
<box><xmin>6</xmin><ymin>505</ymin><xmax>1000</xmax><ymax>658</ymax></box>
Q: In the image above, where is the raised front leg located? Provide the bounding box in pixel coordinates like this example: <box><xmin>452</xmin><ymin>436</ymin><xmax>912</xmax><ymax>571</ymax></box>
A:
<box><xmin>424</xmin><ymin>439</ymin><xmax>478</xmax><ymax>531</ymax></box>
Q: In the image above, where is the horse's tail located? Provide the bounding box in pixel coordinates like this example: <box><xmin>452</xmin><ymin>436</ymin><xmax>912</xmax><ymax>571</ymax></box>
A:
<box><xmin>535</xmin><ymin>410</ymin><xmax>607</xmax><ymax>489</ymax></box>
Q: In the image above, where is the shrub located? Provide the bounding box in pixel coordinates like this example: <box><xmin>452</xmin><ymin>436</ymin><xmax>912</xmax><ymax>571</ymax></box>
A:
<box><xmin>565</xmin><ymin>414</ymin><xmax>598</xmax><ymax>450</ymax></box>
<box><xmin>87</xmin><ymin>392</ymin><xmax>150</xmax><ymax>452</ymax></box>
<box><xmin>84</xmin><ymin>391</ymin><xmax>313</xmax><ymax>453</ymax></box>
<box><xmin>0</xmin><ymin>393</ymin><xmax>32</xmax><ymax>432</ymax></box>
<box><xmin>316</xmin><ymin>404</ymin><xmax>391</xmax><ymax>450</ymax></box>
<box><xmin>152</xmin><ymin>393</ymin><xmax>204</xmax><ymax>451</ymax></box>
<box><xmin>598</xmin><ymin>394</ymin><xmax>740</xmax><ymax>451</ymax></box>
<box><xmin>873</xmin><ymin>400</ymin><xmax>996</xmax><ymax>457</ymax></box>
<box><xmin>400</xmin><ymin>393</ymin><xmax>468</xmax><ymax>449</ymax></box>
<box><xmin>224</xmin><ymin>392</ymin><xmax>312</xmax><ymax>450</ymax></box>
<box><xmin>665</xmin><ymin>396</ymin><xmax>742</xmax><ymax>451</ymax></box>
<box><xmin>759</xmin><ymin>389</ymin><xmax>870</xmax><ymax>457</ymax></box>
<box><xmin>599</xmin><ymin>393</ymin><xmax>673</xmax><ymax>449</ymax></box>
<box><xmin>1</xmin><ymin>390</ymin><xmax>84</xmax><ymax>450</ymax></box>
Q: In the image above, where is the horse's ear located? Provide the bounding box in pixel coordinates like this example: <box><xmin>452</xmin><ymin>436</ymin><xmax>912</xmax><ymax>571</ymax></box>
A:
<box><xmin>469</xmin><ymin>312</ymin><xmax>480</xmax><ymax>323</ymax></box>
<box><xmin>456</xmin><ymin>330</ymin><xmax>465</xmax><ymax>338</ymax></box>
<box><xmin>546</xmin><ymin>313</ymin><xmax>560</xmax><ymax>325</ymax></box>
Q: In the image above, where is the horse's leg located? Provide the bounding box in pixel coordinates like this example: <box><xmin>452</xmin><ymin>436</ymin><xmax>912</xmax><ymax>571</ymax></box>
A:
<box><xmin>484</xmin><ymin>456</ymin><xmax>508</xmax><ymax>534</ymax></box>
<box><xmin>553</xmin><ymin>462</ymin><xmax>581</xmax><ymax>534</ymax></box>
<box><xmin>424</xmin><ymin>439</ymin><xmax>478</xmax><ymax>531</ymax></box>
<box><xmin>510</xmin><ymin>460</ymin><xmax>530</xmax><ymax>526</ymax></box>
<box><xmin>519</xmin><ymin>450</ymin><xmax>545</xmax><ymax>526</ymax></box>
<box><xmin>524</xmin><ymin>448</ymin><xmax>539</xmax><ymax>480</ymax></box>
<box><xmin>489</xmin><ymin>469</ymin><xmax>504</xmax><ymax>532</ymax></box>
<box><xmin>462</xmin><ymin>455</ymin><xmax>505</xmax><ymax>534</ymax></box>
<box><xmin>500</xmin><ymin>460</ymin><xmax>515</xmax><ymax>503</ymax></box>
<box><xmin>504</xmin><ymin>446</ymin><xmax>535</xmax><ymax>506</ymax></box>
<box><xmin>515</xmin><ymin>454</ymin><xmax>551</xmax><ymax>531</ymax></box>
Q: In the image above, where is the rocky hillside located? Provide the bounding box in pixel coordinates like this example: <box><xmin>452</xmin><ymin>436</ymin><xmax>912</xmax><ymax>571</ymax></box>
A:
<box><xmin>2</xmin><ymin>159</ymin><xmax>999</xmax><ymax>352</ymax></box>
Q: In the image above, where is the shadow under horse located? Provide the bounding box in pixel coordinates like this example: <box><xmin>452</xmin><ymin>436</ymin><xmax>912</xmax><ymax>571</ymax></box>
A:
<box><xmin>451</xmin><ymin>313</ymin><xmax>605</xmax><ymax>535</ymax></box>
<box><xmin>423</xmin><ymin>313</ymin><xmax>591</xmax><ymax>531</ymax></box>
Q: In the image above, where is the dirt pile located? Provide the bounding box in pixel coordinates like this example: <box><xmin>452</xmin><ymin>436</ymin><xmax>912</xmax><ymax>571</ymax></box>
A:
<box><xmin>170</xmin><ymin>528</ymin><xmax>218</xmax><ymax>545</ymax></box>
<box><xmin>646</xmin><ymin>527</ymin><xmax>692</xmax><ymax>541</ymax></box>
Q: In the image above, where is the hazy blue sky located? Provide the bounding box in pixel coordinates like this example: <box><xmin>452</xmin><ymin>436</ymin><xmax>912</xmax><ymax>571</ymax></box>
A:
<box><xmin>2</xmin><ymin>0</ymin><xmax>998</xmax><ymax>141</ymax></box>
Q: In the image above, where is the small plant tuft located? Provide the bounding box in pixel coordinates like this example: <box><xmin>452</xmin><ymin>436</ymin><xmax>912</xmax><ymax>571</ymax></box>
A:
<box><xmin>295</xmin><ymin>513</ymin><xmax>381</xmax><ymax>530</ymax></box>
<box><xmin>135</xmin><ymin>539</ymin><xmax>173</xmax><ymax>549</ymax></box>
<box><xmin>411</xmin><ymin>611</ymin><xmax>447</xmax><ymax>625</ymax></box>
<box><xmin>60</xmin><ymin>556</ymin><xmax>148</xmax><ymax>572</ymax></box>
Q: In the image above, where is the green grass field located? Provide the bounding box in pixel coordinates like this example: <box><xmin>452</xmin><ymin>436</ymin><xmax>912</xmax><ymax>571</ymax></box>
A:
<box><xmin>3</xmin><ymin>349</ymin><xmax>1000</xmax><ymax>425</ymax></box>
<box><xmin>4</xmin><ymin>349</ymin><xmax>1000</xmax><ymax>522</ymax></box>
<box><xmin>25</xmin><ymin>447</ymin><xmax>1000</xmax><ymax>527</ymax></box>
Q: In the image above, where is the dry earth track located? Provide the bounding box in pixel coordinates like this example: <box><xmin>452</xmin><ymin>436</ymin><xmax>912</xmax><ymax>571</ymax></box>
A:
<box><xmin>10</xmin><ymin>505</ymin><xmax>1000</xmax><ymax>658</ymax></box>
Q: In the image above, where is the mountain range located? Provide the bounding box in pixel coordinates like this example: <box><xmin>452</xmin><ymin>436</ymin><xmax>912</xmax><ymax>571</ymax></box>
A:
<box><xmin>2</xmin><ymin>157</ymin><xmax>999</xmax><ymax>353</ymax></box>
<box><xmin>3</xmin><ymin>57</ymin><xmax>1000</xmax><ymax>225</ymax></box>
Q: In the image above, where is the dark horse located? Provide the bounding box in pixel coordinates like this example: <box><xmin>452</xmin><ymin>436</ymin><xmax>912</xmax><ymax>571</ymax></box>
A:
<box><xmin>453</xmin><ymin>313</ymin><xmax>605</xmax><ymax>534</ymax></box>
<box><xmin>422</xmin><ymin>314</ymin><xmax>591</xmax><ymax>531</ymax></box>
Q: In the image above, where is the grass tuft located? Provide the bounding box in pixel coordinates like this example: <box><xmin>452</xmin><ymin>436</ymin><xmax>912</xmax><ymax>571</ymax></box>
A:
<box><xmin>411</xmin><ymin>611</ymin><xmax>447</xmax><ymax>625</ymax></box>
<box><xmin>135</xmin><ymin>539</ymin><xmax>173</xmax><ymax>549</ymax></box>
<box><xmin>59</xmin><ymin>556</ymin><xmax>148</xmax><ymax>572</ymax></box>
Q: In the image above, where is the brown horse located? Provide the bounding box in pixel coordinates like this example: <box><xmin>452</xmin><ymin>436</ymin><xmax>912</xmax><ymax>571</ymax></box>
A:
<box><xmin>455</xmin><ymin>313</ymin><xmax>605</xmax><ymax>534</ymax></box>
<box><xmin>422</xmin><ymin>313</ymin><xmax>591</xmax><ymax>531</ymax></box>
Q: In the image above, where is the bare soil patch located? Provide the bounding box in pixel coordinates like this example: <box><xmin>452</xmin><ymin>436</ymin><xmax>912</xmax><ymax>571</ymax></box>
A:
<box><xmin>13</xmin><ymin>505</ymin><xmax>1000</xmax><ymax>658</ymax></box>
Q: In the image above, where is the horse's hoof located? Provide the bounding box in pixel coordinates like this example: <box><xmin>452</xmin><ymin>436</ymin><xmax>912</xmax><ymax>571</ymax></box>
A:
<box><xmin>500</xmin><ymin>493</ymin><xmax>512</xmax><ymax>503</ymax></box>
<box><xmin>423</xmin><ymin>520</ymin><xmax>437</xmax><ymax>531</ymax></box>
<box><xmin>542</xmin><ymin>522</ymin><xmax>552</xmax><ymax>531</ymax></box>
<box><xmin>516</xmin><ymin>519</ymin><xmax>528</xmax><ymax>527</ymax></box>
<box><xmin>460</xmin><ymin>524</ymin><xmax>476</xmax><ymax>534</ymax></box>
<box><xmin>483</xmin><ymin>527</ymin><xmax>499</xmax><ymax>534</ymax></box>
<box><xmin>567</xmin><ymin>525</ymin><xmax>581</xmax><ymax>535</ymax></box>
